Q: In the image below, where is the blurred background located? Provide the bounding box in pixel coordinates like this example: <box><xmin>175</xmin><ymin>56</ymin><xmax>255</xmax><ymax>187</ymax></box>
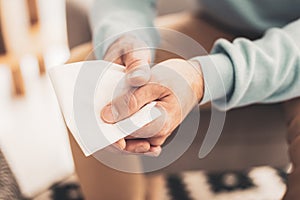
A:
<box><xmin>0</xmin><ymin>1</ymin><xmax>201</xmax><ymax>199</ymax></box>
<box><xmin>0</xmin><ymin>0</ymin><xmax>73</xmax><ymax>198</ymax></box>
<box><xmin>0</xmin><ymin>0</ymin><xmax>289</xmax><ymax>199</ymax></box>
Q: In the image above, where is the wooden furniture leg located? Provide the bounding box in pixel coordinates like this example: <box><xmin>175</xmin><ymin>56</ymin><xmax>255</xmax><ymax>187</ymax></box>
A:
<box><xmin>11</xmin><ymin>62</ymin><xmax>25</xmax><ymax>95</ymax></box>
<box><xmin>0</xmin><ymin>54</ymin><xmax>25</xmax><ymax>96</ymax></box>
<box><xmin>37</xmin><ymin>53</ymin><xmax>46</xmax><ymax>75</ymax></box>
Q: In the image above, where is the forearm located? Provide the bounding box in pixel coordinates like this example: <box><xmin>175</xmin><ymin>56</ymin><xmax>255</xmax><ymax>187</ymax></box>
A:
<box><xmin>89</xmin><ymin>0</ymin><xmax>159</xmax><ymax>59</ymax></box>
<box><xmin>193</xmin><ymin>18</ymin><xmax>300</xmax><ymax>110</ymax></box>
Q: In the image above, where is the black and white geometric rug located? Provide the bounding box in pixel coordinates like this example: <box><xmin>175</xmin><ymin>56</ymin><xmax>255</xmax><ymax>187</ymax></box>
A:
<box><xmin>0</xmin><ymin>148</ymin><xmax>288</xmax><ymax>200</ymax></box>
<box><xmin>31</xmin><ymin>166</ymin><xmax>287</xmax><ymax>200</ymax></box>
<box><xmin>146</xmin><ymin>166</ymin><xmax>287</xmax><ymax>200</ymax></box>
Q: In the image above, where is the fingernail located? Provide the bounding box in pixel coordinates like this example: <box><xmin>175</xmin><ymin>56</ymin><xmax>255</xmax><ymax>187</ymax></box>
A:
<box><xmin>101</xmin><ymin>105</ymin><xmax>118</xmax><ymax>123</ymax></box>
<box><xmin>127</xmin><ymin>69</ymin><xmax>150</xmax><ymax>87</ymax></box>
<box><xmin>135</xmin><ymin>145</ymin><xmax>148</xmax><ymax>153</ymax></box>
<box><xmin>128</xmin><ymin>69</ymin><xmax>147</xmax><ymax>79</ymax></box>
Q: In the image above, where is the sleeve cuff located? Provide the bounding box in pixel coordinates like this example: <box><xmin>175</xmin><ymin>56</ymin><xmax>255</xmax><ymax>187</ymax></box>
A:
<box><xmin>92</xmin><ymin>11</ymin><xmax>159</xmax><ymax>60</ymax></box>
<box><xmin>190</xmin><ymin>54</ymin><xmax>234</xmax><ymax>110</ymax></box>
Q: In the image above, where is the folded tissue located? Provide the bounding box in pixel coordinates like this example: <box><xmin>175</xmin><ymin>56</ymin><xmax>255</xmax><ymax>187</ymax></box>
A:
<box><xmin>49</xmin><ymin>60</ymin><xmax>160</xmax><ymax>156</ymax></box>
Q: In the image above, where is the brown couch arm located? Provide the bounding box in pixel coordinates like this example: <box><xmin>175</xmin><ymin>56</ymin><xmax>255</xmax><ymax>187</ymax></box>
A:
<box><xmin>66</xmin><ymin>43</ymin><xmax>146</xmax><ymax>200</ymax></box>
<box><xmin>283</xmin><ymin>98</ymin><xmax>300</xmax><ymax>200</ymax></box>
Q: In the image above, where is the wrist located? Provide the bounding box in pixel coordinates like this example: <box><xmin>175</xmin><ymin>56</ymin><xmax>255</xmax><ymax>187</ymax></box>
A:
<box><xmin>162</xmin><ymin>59</ymin><xmax>204</xmax><ymax>104</ymax></box>
<box><xmin>188</xmin><ymin>60</ymin><xmax>204</xmax><ymax>103</ymax></box>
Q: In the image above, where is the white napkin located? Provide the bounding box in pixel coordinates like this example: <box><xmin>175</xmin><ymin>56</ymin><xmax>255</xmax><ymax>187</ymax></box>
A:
<box><xmin>49</xmin><ymin>60</ymin><xmax>160</xmax><ymax>156</ymax></box>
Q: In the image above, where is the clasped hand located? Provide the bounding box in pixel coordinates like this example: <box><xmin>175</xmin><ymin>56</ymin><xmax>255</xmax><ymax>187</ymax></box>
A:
<box><xmin>102</xmin><ymin>35</ymin><xmax>204</xmax><ymax>156</ymax></box>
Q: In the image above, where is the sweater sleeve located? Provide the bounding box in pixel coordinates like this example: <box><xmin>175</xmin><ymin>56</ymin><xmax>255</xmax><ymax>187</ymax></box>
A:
<box><xmin>89</xmin><ymin>0</ymin><xmax>159</xmax><ymax>59</ymax></box>
<box><xmin>192</xmin><ymin>18</ymin><xmax>300</xmax><ymax>110</ymax></box>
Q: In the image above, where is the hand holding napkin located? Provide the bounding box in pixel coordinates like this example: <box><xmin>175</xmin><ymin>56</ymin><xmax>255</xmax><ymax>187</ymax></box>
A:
<box><xmin>49</xmin><ymin>60</ymin><xmax>160</xmax><ymax>156</ymax></box>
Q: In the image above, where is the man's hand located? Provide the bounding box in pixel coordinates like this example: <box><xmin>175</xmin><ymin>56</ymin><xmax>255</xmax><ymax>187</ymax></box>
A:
<box><xmin>103</xmin><ymin>34</ymin><xmax>153</xmax><ymax>154</ymax></box>
<box><xmin>101</xmin><ymin>59</ymin><xmax>204</xmax><ymax>156</ymax></box>
<box><xmin>104</xmin><ymin>34</ymin><xmax>151</xmax><ymax>87</ymax></box>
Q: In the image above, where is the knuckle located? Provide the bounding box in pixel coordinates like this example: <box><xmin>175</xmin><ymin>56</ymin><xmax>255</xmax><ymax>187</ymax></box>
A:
<box><xmin>112</xmin><ymin>91</ymin><xmax>139</xmax><ymax>118</ymax></box>
<box><xmin>149</xmin><ymin>138</ymin><xmax>164</xmax><ymax>146</ymax></box>
<box><xmin>132</xmin><ymin>87</ymin><xmax>149</xmax><ymax>107</ymax></box>
<box><xmin>149</xmin><ymin>133</ymin><xmax>168</xmax><ymax>146</ymax></box>
<box><xmin>127</xmin><ymin>91</ymin><xmax>138</xmax><ymax>112</ymax></box>
<box><xmin>126</xmin><ymin>58</ymin><xmax>143</xmax><ymax>69</ymax></box>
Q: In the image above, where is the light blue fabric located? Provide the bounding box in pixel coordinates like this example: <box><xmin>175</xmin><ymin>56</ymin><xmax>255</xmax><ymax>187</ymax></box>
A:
<box><xmin>90</xmin><ymin>0</ymin><xmax>158</xmax><ymax>59</ymax></box>
<box><xmin>194</xmin><ymin>19</ymin><xmax>300</xmax><ymax>110</ymax></box>
<box><xmin>90</xmin><ymin>0</ymin><xmax>300</xmax><ymax>110</ymax></box>
<box><xmin>200</xmin><ymin>0</ymin><xmax>300</xmax><ymax>36</ymax></box>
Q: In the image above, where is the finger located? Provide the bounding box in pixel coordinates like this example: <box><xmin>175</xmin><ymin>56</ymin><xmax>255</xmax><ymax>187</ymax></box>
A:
<box><xmin>103</xmin><ymin>37</ymin><xmax>151</xmax><ymax>86</ymax></box>
<box><xmin>125</xmin><ymin>139</ymin><xmax>151</xmax><ymax>153</ymax></box>
<box><xmin>117</xmin><ymin>145</ymin><xmax>161</xmax><ymax>156</ymax></box>
<box><xmin>113</xmin><ymin>138</ymin><xmax>126</xmax><ymax>150</ymax></box>
<box><xmin>147</xmin><ymin>111</ymin><xmax>173</xmax><ymax>147</ymax></box>
<box><xmin>128</xmin><ymin>109</ymin><xmax>167</xmax><ymax>138</ymax></box>
<box><xmin>124</xmin><ymin>49</ymin><xmax>151</xmax><ymax>87</ymax></box>
<box><xmin>144</xmin><ymin>146</ymin><xmax>162</xmax><ymax>157</ymax></box>
<box><xmin>150</xmin><ymin>145</ymin><xmax>161</xmax><ymax>152</ymax></box>
<box><xmin>124</xmin><ymin>118</ymin><xmax>163</xmax><ymax>139</ymax></box>
<box><xmin>148</xmin><ymin>135</ymin><xmax>169</xmax><ymax>146</ymax></box>
<box><xmin>126</xmin><ymin>62</ymin><xmax>151</xmax><ymax>87</ymax></box>
<box><xmin>104</xmin><ymin>140</ymin><xmax>127</xmax><ymax>154</ymax></box>
<box><xmin>101</xmin><ymin>84</ymin><xmax>167</xmax><ymax>123</ymax></box>
<box><xmin>104</xmin><ymin>55</ymin><xmax>123</xmax><ymax>65</ymax></box>
<box><xmin>103</xmin><ymin>45</ymin><xmax>123</xmax><ymax>65</ymax></box>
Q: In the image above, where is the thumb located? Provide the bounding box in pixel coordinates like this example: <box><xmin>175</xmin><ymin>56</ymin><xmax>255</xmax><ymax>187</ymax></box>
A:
<box><xmin>124</xmin><ymin>49</ymin><xmax>151</xmax><ymax>87</ymax></box>
<box><xmin>126</xmin><ymin>60</ymin><xmax>151</xmax><ymax>87</ymax></box>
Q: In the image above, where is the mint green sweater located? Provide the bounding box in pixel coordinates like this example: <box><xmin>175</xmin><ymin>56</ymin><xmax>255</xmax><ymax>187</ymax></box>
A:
<box><xmin>90</xmin><ymin>0</ymin><xmax>300</xmax><ymax>110</ymax></box>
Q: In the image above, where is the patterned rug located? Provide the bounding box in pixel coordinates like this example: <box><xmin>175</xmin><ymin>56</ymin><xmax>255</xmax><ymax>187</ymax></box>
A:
<box><xmin>0</xmin><ymin>150</ymin><xmax>22</xmax><ymax>200</ymax></box>
<box><xmin>31</xmin><ymin>166</ymin><xmax>287</xmax><ymax>200</ymax></box>
<box><xmin>0</xmin><ymin>148</ymin><xmax>288</xmax><ymax>200</ymax></box>
<box><xmin>146</xmin><ymin>166</ymin><xmax>287</xmax><ymax>200</ymax></box>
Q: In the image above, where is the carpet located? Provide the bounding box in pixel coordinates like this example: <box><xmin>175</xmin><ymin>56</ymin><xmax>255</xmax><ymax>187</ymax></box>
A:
<box><xmin>0</xmin><ymin>150</ymin><xmax>22</xmax><ymax>200</ymax></box>
<box><xmin>0</xmin><ymin>148</ymin><xmax>288</xmax><ymax>200</ymax></box>
<box><xmin>31</xmin><ymin>166</ymin><xmax>287</xmax><ymax>200</ymax></box>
